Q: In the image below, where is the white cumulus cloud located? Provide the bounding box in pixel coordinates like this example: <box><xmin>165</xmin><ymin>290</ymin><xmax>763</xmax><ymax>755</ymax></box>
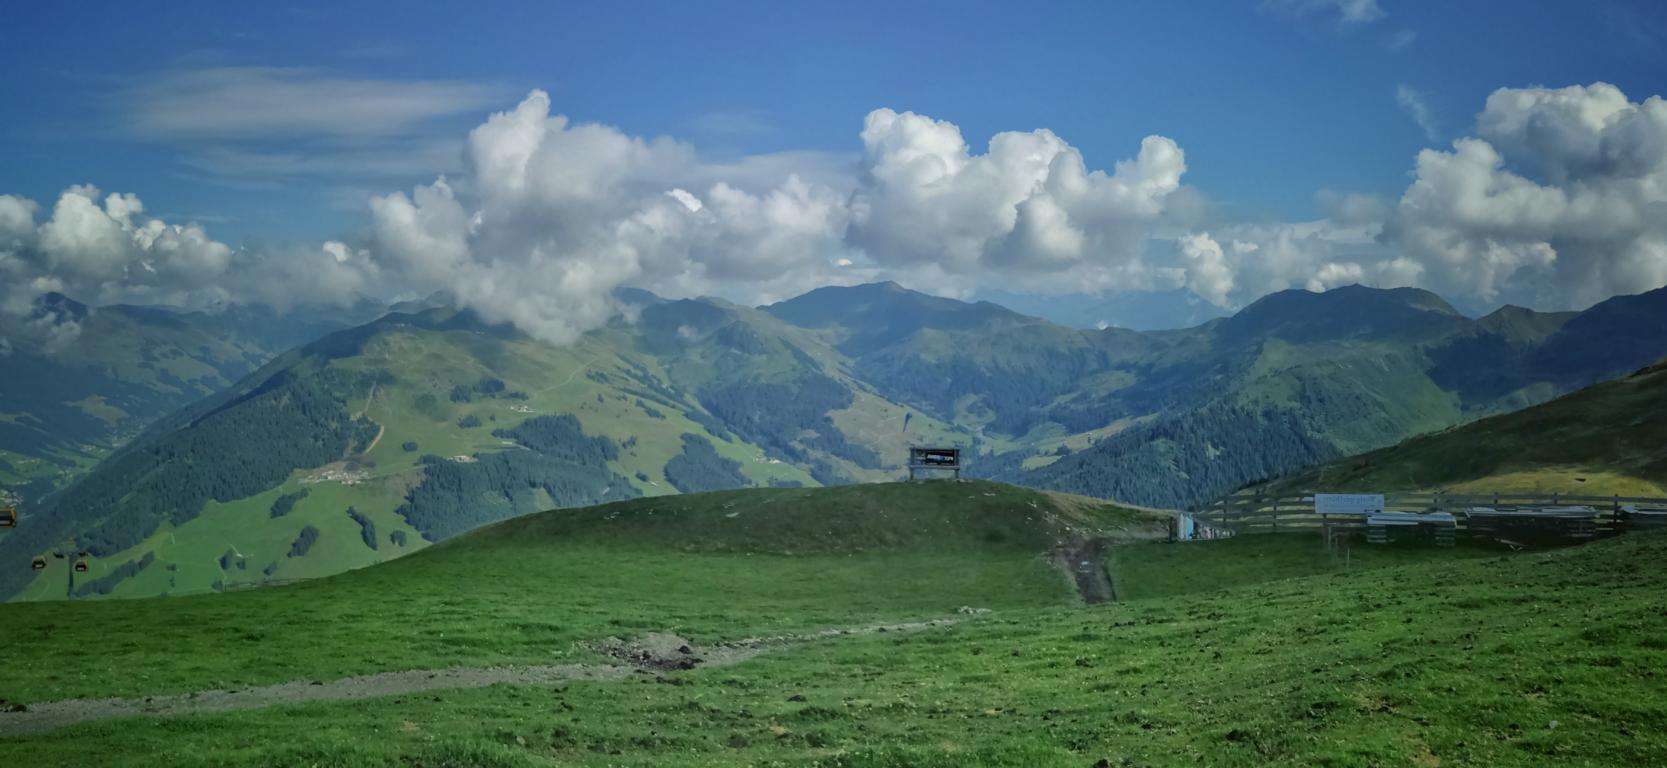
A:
<box><xmin>10</xmin><ymin>80</ymin><xmax>1666</xmax><ymax>343</ymax></box>
<box><xmin>1386</xmin><ymin>82</ymin><xmax>1667</xmax><ymax>308</ymax></box>
<box><xmin>3</xmin><ymin>186</ymin><xmax>239</xmax><ymax>312</ymax></box>
<box><xmin>361</xmin><ymin>91</ymin><xmax>1192</xmax><ymax>343</ymax></box>
<box><xmin>1182</xmin><ymin>82</ymin><xmax>1667</xmax><ymax>311</ymax></box>
<box><xmin>1177</xmin><ymin>233</ymin><xmax>1234</xmax><ymax>307</ymax></box>
<box><xmin>848</xmin><ymin>108</ymin><xmax>1186</xmax><ymax>292</ymax></box>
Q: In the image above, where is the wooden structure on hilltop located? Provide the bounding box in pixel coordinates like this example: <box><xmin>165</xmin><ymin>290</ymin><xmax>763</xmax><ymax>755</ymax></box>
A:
<box><xmin>907</xmin><ymin>447</ymin><xmax>961</xmax><ymax>480</ymax></box>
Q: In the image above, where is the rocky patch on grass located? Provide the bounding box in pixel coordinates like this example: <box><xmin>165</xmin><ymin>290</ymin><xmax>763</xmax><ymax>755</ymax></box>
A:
<box><xmin>592</xmin><ymin>632</ymin><xmax>705</xmax><ymax>671</ymax></box>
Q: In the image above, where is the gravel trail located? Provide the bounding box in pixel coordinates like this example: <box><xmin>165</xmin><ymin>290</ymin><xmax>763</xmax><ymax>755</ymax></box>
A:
<box><xmin>0</xmin><ymin>618</ymin><xmax>958</xmax><ymax>737</ymax></box>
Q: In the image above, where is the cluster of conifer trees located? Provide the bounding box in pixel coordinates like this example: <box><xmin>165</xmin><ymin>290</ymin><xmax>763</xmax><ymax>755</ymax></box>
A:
<box><xmin>395</xmin><ymin>415</ymin><xmax>639</xmax><ymax>541</ymax></box>
<box><xmin>663</xmin><ymin>433</ymin><xmax>749</xmax><ymax>493</ymax></box>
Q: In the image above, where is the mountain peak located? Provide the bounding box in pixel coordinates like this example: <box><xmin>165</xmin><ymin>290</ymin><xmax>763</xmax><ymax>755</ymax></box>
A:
<box><xmin>30</xmin><ymin>291</ymin><xmax>90</xmax><ymax>322</ymax></box>
<box><xmin>767</xmin><ymin>282</ymin><xmax>1001</xmax><ymax>323</ymax></box>
<box><xmin>1475</xmin><ymin>304</ymin><xmax>1574</xmax><ymax>344</ymax></box>
<box><xmin>763</xmin><ymin>282</ymin><xmax>1031</xmax><ymax>354</ymax></box>
<box><xmin>1221</xmin><ymin>284</ymin><xmax>1465</xmax><ymax>344</ymax></box>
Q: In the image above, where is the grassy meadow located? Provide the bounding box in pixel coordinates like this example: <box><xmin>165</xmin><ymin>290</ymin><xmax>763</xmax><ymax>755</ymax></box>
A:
<box><xmin>0</xmin><ymin>481</ymin><xmax>1156</xmax><ymax>702</ymax></box>
<box><xmin>2</xmin><ymin>528</ymin><xmax>1662</xmax><ymax>766</ymax></box>
<box><xmin>3</xmin><ymin>482</ymin><xmax>1664</xmax><ymax>766</ymax></box>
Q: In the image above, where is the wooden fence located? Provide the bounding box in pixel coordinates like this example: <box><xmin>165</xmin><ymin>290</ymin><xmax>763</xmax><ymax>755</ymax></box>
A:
<box><xmin>1189</xmin><ymin>492</ymin><xmax>1667</xmax><ymax>536</ymax></box>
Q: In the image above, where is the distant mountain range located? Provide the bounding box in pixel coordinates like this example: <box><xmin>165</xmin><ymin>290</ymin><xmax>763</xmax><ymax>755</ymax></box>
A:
<box><xmin>0</xmin><ymin>293</ymin><xmax>388</xmax><ymax>501</ymax></box>
<box><xmin>970</xmin><ymin>287</ymin><xmax>1232</xmax><ymax>331</ymax></box>
<box><xmin>3</xmin><ymin>280</ymin><xmax>1665</xmax><ymax>600</ymax></box>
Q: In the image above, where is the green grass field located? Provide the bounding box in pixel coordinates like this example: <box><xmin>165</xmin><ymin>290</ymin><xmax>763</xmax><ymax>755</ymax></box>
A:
<box><xmin>3</xmin><ymin>483</ymin><xmax>1664</xmax><ymax>767</ymax></box>
<box><xmin>0</xmin><ymin>481</ymin><xmax>1156</xmax><ymax>702</ymax></box>
<box><xmin>1106</xmin><ymin>535</ymin><xmax>1496</xmax><ymax>601</ymax></box>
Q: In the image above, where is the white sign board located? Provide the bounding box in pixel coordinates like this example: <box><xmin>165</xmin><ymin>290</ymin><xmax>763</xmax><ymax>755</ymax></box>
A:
<box><xmin>1314</xmin><ymin>493</ymin><xmax>1385</xmax><ymax>515</ymax></box>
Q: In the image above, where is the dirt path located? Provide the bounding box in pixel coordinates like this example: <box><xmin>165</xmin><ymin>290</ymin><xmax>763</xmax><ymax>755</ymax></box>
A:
<box><xmin>1054</xmin><ymin>538</ymin><xmax>1115</xmax><ymax>604</ymax></box>
<box><xmin>0</xmin><ymin>619</ymin><xmax>957</xmax><ymax>738</ymax></box>
<box><xmin>361</xmin><ymin>422</ymin><xmax>386</xmax><ymax>454</ymax></box>
<box><xmin>355</xmin><ymin>382</ymin><xmax>385</xmax><ymax>454</ymax></box>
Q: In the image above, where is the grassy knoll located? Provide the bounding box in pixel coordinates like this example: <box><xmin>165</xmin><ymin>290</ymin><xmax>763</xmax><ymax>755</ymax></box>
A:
<box><xmin>1107</xmin><ymin>534</ymin><xmax>1496</xmax><ymax>601</ymax></box>
<box><xmin>0</xmin><ymin>481</ymin><xmax>1155</xmax><ymax>703</ymax></box>
<box><xmin>4</xmin><ymin>528</ymin><xmax>1663</xmax><ymax>766</ymax></box>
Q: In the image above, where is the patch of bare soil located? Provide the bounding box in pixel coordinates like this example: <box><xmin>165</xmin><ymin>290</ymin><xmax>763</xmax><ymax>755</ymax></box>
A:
<box><xmin>592</xmin><ymin>632</ymin><xmax>705</xmax><ymax>670</ymax></box>
<box><xmin>1053</xmin><ymin>538</ymin><xmax>1114</xmax><ymax>604</ymax></box>
<box><xmin>0</xmin><ymin>663</ymin><xmax>631</xmax><ymax>738</ymax></box>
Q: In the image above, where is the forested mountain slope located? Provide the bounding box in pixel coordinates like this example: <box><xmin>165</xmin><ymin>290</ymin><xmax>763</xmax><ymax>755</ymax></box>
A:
<box><xmin>0</xmin><ymin>299</ymin><xmax>963</xmax><ymax>600</ymax></box>
<box><xmin>7</xmin><ymin>281</ymin><xmax>1667</xmax><ymax>600</ymax></box>
<box><xmin>772</xmin><ymin>283</ymin><xmax>1666</xmax><ymax>508</ymax></box>
<box><xmin>1259</xmin><ymin>358</ymin><xmax>1667</xmax><ymax>496</ymax></box>
<box><xmin>0</xmin><ymin>293</ymin><xmax>382</xmax><ymax>500</ymax></box>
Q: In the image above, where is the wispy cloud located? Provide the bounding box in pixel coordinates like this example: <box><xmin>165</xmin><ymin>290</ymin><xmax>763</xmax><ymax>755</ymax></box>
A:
<box><xmin>1396</xmin><ymin>84</ymin><xmax>1440</xmax><ymax>142</ymax></box>
<box><xmin>691</xmin><ymin>108</ymin><xmax>773</xmax><ymax>138</ymax></box>
<box><xmin>1385</xmin><ymin>29</ymin><xmax>1418</xmax><ymax>51</ymax></box>
<box><xmin>1261</xmin><ymin>0</ymin><xmax>1386</xmax><ymax>27</ymax></box>
<box><xmin>1599</xmin><ymin>0</ymin><xmax>1666</xmax><ymax>58</ymax></box>
<box><xmin>116</xmin><ymin>67</ymin><xmax>508</xmax><ymax>188</ymax></box>
<box><xmin>177</xmin><ymin>139</ymin><xmax>466</xmax><ymax>181</ymax></box>
<box><xmin>124</xmin><ymin>67</ymin><xmax>508</xmax><ymax>141</ymax></box>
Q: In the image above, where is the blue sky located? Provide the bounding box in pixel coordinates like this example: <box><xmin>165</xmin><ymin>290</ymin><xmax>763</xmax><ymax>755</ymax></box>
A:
<box><xmin>4</xmin><ymin>0</ymin><xmax>1659</xmax><ymax>240</ymax></box>
<box><xmin>3</xmin><ymin>1</ymin><xmax>1667</xmax><ymax>330</ymax></box>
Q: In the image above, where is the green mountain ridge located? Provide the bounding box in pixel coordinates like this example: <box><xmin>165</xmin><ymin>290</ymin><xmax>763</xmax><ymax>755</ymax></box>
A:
<box><xmin>1257</xmin><ymin>357</ymin><xmax>1667</xmax><ymax>496</ymax></box>
<box><xmin>0</xmin><ymin>292</ymin><xmax>384</xmax><ymax>500</ymax></box>
<box><xmin>968</xmin><ymin>285</ymin><xmax>1650</xmax><ymax>505</ymax></box>
<box><xmin>6</xmin><ymin>280</ymin><xmax>1667</xmax><ymax>600</ymax></box>
<box><xmin>0</xmin><ymin>298</ymin><xmax>967</xmax><ymax>600</ymax></box>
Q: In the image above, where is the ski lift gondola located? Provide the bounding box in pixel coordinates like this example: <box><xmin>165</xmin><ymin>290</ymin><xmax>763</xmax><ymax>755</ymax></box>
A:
<box><xmin>31</xmin><ymin>555</ymin><xmax>47</xmax><ymax>571</ymax></box>
<box><xmin>73</xmin><ymin>559</ymin><xmax>89</xmax><ymax>573</ymax></box>
<box><xmin>0</xmin><ymin>507</ymin><xmax>15</xmax><ymax>528</ymax></box>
